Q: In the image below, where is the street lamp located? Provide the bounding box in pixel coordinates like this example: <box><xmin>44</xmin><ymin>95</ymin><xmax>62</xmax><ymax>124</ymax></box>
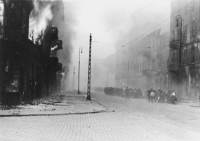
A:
<box><xmin>78</xmin><ymin>48</ymin><xmax>82</xmax><ymax>94</ymax></box>
<box><xmin>176</xmin><ymin>15</ymin><xmax>183</xmax><ymax>67</ymax></box>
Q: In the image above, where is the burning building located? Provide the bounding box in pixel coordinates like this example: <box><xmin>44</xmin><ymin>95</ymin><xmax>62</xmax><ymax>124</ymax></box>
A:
<box><xmin>0</xmin><ymin>0</ymin><xmax>64</xmax><ymax>106</ymax></box>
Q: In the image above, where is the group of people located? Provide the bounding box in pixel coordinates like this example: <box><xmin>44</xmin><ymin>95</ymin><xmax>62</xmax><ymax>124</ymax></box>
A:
<box><xmin>147</xmin><ymin>89</ymin><xmax>178</xmax><ymax>104</ymax></box>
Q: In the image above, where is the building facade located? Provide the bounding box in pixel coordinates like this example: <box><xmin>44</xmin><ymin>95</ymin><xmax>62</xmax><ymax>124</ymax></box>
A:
<box><xmin>115</xmin><ymin>29</ymin><xmax>169</xmax><ymax>91</ymax></box>
<box><xmin>0</xmin><ymin>0</ymin><xmax>64</xmax><ymax>106</ymax></box>
<box><xmin>168</xmin><ymin>0</ymin><xmax>200</xmax><ymax>99</ymax></box>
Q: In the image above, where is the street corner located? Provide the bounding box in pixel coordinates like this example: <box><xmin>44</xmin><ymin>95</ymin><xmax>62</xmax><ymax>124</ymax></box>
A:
<box><xmin>0</xmin><ymin>94</ymin><xmax>108</xmax><ymax>117</ymax></box>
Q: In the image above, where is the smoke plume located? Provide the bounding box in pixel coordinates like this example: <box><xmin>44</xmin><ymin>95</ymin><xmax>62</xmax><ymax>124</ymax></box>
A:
<box><xmin>29</xmin><ymin>0</ymin><xmax>75</xmax><ymax>90</ymax></box>
<box><xmin>29</xmin><ymin>0</ymin><xmax>55</xmax><ymax>42</ymax></box>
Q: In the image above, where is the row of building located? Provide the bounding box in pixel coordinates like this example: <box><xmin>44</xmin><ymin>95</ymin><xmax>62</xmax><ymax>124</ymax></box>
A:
<box><xmin>114</xmin><ymin>29</ymin><xmax>169</xmax><ymax>91</ymax></box>
<box><xmin>106</xmin><ymin>0</ymin><xmax>200</xmax><ymax>99</ymax></box>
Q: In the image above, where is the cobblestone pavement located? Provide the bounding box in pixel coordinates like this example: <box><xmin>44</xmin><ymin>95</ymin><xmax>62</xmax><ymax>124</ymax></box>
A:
<box><xmin>1</xmin><ymin>92</ymin><xmax>200</xmax><ymax>141</ymax></box>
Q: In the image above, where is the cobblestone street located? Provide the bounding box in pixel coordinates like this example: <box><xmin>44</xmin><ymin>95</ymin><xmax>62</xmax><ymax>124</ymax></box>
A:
<box><xmin>1</xmin><ymin>92</ymin><xmax>200</xmax><ymax>141</ymax></box>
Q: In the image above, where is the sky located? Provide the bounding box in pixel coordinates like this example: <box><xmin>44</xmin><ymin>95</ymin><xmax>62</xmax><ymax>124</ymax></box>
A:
<box><xmin>66</xmin><ymin>0</ymin><xmax>171</xmax><ymax>60</ymax></box>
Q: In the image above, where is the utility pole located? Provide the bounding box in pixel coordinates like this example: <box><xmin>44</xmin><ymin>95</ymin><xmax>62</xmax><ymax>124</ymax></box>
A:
<box><xmin>78</xmin><ymin>48</ymin><xmax>82</xmax><ymax>94</ymax></box>
<box><xmin>86</xmin><ymin>33</ymin><xmax>92</xmax><ymax>100</ymax></box>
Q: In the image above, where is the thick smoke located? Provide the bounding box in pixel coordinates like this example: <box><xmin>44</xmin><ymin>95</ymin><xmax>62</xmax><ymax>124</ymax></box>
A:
<box><xmin>52</xmin><ymin>1</ymin><xmax>75</xmax><ymax>91</ymax></box>
<box><xmin>101</xmin><ymin>0</ymin><xmax>170</xmax><ymax>90</ymax></box>
<box><xmin>0</xmin><ymin>0</ymin><xmax>4</xmax><ymax>39</ymax></box>
<box><xmin>29</xmin><ymin>0</ymin><xmax>54</xmax><ymax>42</ymax></box>
<box><xmin>29</xmin><ymin>0</ymin><xmax>75</xmax><ymax>90</ymax></box>
<box><xmin>0</xmin><ymin>1</ymin><xmax>3</xmax><ymax>23</ymax></box>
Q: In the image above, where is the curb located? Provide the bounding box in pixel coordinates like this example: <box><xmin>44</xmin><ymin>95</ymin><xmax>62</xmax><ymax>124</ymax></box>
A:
<box><xmin>0</xmin><ymin>95</ymin><xmax>114</xmax><ymax>117</ymax></box>
<box><xmin>0</xmin><ymin>109</ymin><xmax>108</xmax><ymax>117</ymax></box>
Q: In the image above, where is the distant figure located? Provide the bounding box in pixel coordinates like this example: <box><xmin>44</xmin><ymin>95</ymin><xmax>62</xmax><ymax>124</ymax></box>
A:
<box><xmin>147</xmin><ymin>88</ymin><xmax>156</xmax><ymax>103</ymax></box>
<box><xmin>168</xmin><ymin>90</ymin><xmax>178</xmax><ymax>104</ymax></box>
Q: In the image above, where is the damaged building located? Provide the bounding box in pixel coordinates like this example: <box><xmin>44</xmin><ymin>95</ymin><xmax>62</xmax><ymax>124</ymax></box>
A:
<box><xmin>0</xmin><ymin>0</ymin><xmax>64</xmax><ymax>106</ymax></box>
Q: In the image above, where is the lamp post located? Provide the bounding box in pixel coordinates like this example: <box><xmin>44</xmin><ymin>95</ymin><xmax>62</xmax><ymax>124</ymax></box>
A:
<box><xmin>78</xmin><ymin>48</ymin><xmax>82</xmax><ymax>94</ymax></box>
<box><xmin>176</xmin><ymin>15</ymin><xmax>183</xmax><ymax>67</ymax></box>
<box><xmin>73</xmin><ymin>66</ymin><xmax>76</xmax><ymax>95</ymax></box>
<box><xmin>127</xmin><ymin>60</ymin><xmax>130</xmax><ymax>88</ymax></box>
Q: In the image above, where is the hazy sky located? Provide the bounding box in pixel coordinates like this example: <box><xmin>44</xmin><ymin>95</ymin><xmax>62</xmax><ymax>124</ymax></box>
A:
<box><xmin>64</xmin><ymin>0</ymin><xmax>171</xmax><ymax>60</ymax></box>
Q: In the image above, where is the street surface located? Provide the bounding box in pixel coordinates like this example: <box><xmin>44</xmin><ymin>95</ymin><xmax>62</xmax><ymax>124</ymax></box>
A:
<box><xmin>0</xmin><ymin>94</ymin><xmax>105</xmax><ymax>116</ymax></box>
<box><xmin>1</xmin><ymin>92</ymin><xmax>200</xmax><ymax>141</ymax></box>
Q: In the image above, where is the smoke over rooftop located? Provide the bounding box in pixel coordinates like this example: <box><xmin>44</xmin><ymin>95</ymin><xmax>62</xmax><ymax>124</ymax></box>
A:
<box><xmin>29</xmin><ymin>0</ymin><xmax>54</xmax><ymax>41</ymax></box>
<box><xmin>29</xmin><ymin>0</ymin><xmax>75</xmax><ymax>90</ymax></box>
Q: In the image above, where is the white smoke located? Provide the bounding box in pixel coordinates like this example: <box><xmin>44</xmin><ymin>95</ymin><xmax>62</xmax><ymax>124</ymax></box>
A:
<box><xmin>29</xmin><ymin>0</ymin><xmax>55</xmax><ymax>42</ymax></box>
<box><xmin>29</xmin><ymin>0</ymin><xmax>76</xmax><ymax>91</ymax></box>
<box><xmin>0</xmin><ymin>1</ymin><xmax>4</xmax><ymax>25</ymax></box>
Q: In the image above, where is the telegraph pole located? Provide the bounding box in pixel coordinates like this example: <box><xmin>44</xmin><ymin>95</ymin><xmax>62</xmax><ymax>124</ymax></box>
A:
<box><xmin>86</xmin><ymin>33</ymin><xmax>92</xmax><ymax>100</ymax></box>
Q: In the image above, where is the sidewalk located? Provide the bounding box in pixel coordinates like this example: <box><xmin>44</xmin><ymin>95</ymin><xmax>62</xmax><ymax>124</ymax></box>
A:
<box><xmin>0</xmin><ymin>92</ymin><xmax>107</xmax><ymax>117</ymax></box>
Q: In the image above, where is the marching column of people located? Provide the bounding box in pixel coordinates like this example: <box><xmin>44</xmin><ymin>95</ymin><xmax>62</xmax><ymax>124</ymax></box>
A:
<box><xmin>104</xmin><ymin>86</ymin><xmax>178</xmax><ymax>105</ymax></box>
<box><xmin>147</xmin><ymin>89</ymin><xmax>178</xmax><ymax>104</ymax></box>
